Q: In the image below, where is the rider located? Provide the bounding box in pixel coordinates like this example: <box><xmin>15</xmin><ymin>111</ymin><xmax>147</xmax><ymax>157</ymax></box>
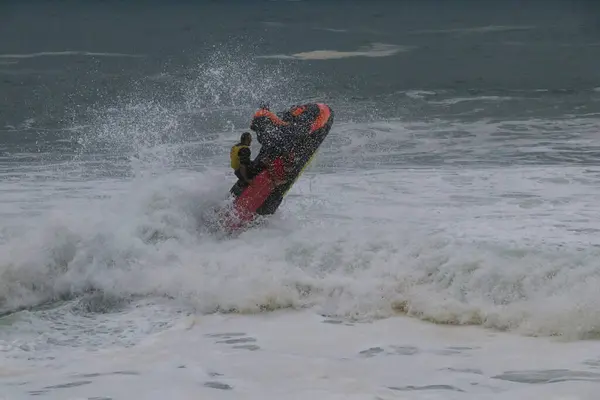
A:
<box><xmin>249</xmin><ymin>103</ymin><xmax>291</xmax><ymax>186</ymax></box>
<box><xmin>230</xmin><ymin>131</ymin><xmax>254</xmax><ymax>186</ymax></box>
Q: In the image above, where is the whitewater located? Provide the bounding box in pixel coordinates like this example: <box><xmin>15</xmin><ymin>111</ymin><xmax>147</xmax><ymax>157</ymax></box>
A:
<box><xmin>3</xmin><ymin>105</ymin><xmax>600</xmax><ymax>399</ymax></box>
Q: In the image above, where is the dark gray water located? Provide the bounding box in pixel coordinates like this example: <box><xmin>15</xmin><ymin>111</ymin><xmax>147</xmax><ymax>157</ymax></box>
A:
<box><xmin>2</xmin><ymin>0</ymin><xmax>600</xmax><ymax>156</ymax></box>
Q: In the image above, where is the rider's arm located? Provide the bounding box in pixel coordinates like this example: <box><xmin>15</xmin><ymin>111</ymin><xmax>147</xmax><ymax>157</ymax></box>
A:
<box><xmin>238</xmin><ymin>147</ymin><xmax>253</xmax><ymax>183</ymax></box>
<box><xmin>239</xmin><ymin>164</ymin><xmax>251</xmax><ymax>183</ymax></box>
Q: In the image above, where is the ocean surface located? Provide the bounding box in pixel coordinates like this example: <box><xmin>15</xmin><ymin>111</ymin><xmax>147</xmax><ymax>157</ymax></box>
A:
<box><xmin>2</xmin><ymin>1</ymin><xmax>600</xmax><ymax>399</ymax></box>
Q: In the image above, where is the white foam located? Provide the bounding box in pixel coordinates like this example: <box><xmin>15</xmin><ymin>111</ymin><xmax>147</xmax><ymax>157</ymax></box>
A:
<box><xmin>317</xmin><ymin>27</ymin><xmax>348</xmax><ymax>33</ymax></box>
<box><xmin>258</xmin><ymin>43</ymin><xmax>413</xmax><ymax>60</ymax></box>
<box><xmin>3</xmin><ymin>158</ymin><xmax>600</xmax><ymax>342</ymax></box>
<box><xmin>411</xmin><ymin>25</ymin><xmax>535</xmax><ymax>35</ymax></box>
<box><xmin>3</xmin><ymin>311</ymin><xmax>600</xmax><ymax>399</ymax></box>
<box><xmin>404</xmin><ymin>90</ymin><xmax>437</xmax><ymax>99</ymax></box>
<box><xmin>429</xmin><ymin>96</ymin><xmax>514</xmax><ymax>105</ymax></box>
<box><xmin>0</xmin><ymin>51</ymin><xmax>143</xmax><ymax>59</ymax></box>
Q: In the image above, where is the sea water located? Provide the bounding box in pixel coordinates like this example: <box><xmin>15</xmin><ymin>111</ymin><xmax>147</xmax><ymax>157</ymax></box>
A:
<box><xmin>2</xmin><ymin>1</ymin><xmax>600</xmax><ymax>399</ymax></box>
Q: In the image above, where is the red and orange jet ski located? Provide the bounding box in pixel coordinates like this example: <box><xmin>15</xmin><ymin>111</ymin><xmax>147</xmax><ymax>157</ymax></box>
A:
<box><xmin>220</xmin><ymin>102</ymin><xmax>334</xmax><ymax>232</ymax></box>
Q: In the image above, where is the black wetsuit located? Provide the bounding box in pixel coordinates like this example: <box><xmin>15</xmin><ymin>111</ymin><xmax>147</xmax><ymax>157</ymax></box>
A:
<box><xmin>230</xmin><ymin>144</ymin><xmax>261</xmax><ymax>196</ymax></box>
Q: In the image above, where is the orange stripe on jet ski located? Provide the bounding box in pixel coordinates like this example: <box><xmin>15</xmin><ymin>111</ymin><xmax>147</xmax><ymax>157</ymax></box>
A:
<box><xmin>252</xmin><ymin>109</ymin><xmax>288</xmax><ymax>126</ymax></box>
<box><xmin>310</xmin><ymin>103</ymin><xmax>331</xmax><ymax>132</ymax></box>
